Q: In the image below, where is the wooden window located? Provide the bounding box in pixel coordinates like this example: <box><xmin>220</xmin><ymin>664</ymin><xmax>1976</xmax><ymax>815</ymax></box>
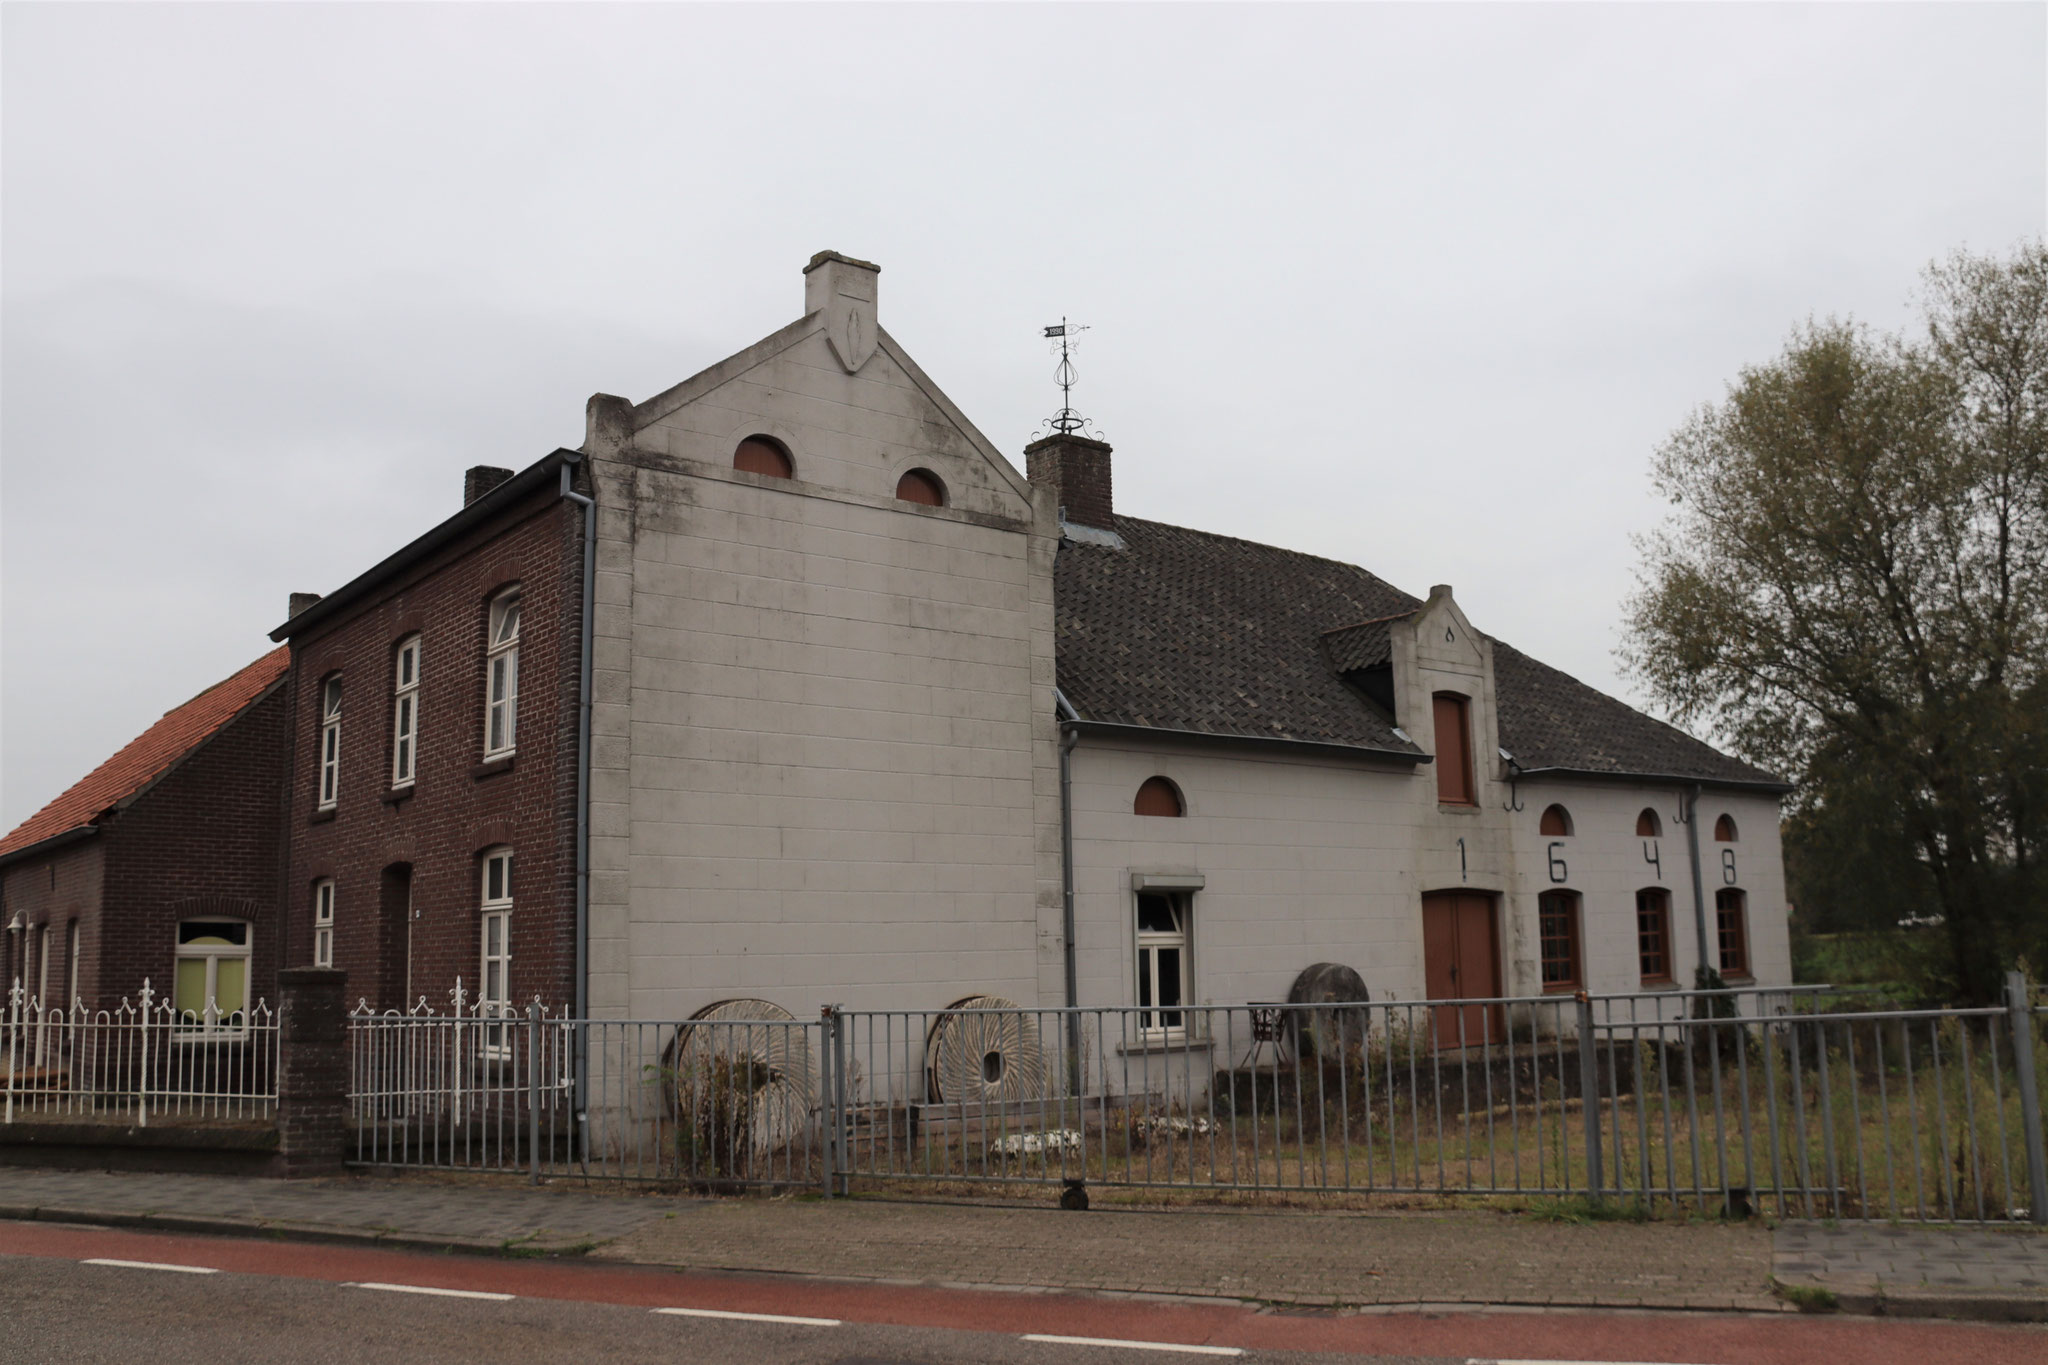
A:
<box><xmin>1134</xmin><ymin>776</ymin><xmax>1185</xmax><ymax>817</ymax></box>
<box><xmin>895</xmin><ymin>469</ymin><xmax>945</xmax><ymax>506</ymax></box>
<box><xmin>733</xmin><ymin>436</ymin><xmax>793</xmax><ymax>479</ymax></box>
<box><xmin>1636</xmin><ymin>808</ymin><xmax>1662</xmax><ymax>838</ymax></box>
<box><xmin>317</xmin><ymin>676</ymin><xmax>342</xmax><ymax>809</ymax></box>
<box><xmin>480</xmin><ymin>848</ymin><xmax>514</xmax><ymax>1055</ymax></box>
<box><xmin>485</xmin><ymin>590</ymin><xmax>520</xmax><ymax>759</ymax></box>
<box><xmin>313</xmin><ymin>880</ymin><xmax>335</xmax><ymax>969</ymax></box>
<box><xmin>1715</xmin><ymin>888</ymin><xmax>1749</xmax><ymax>977</ymax></box>
<box><xmin>1714</xmin><ymin>814</ymin><xmax>1738</xmax><ymax>842</ymax></box>
<box><xmin>1432</xmin><ymin>693</ymin><xmax>1475</xmax><ymax>805</ymax></box>
<box><xmin>392</xmin><ymin>636</ymin><xmax>420</xmax><ymax>788</ymax></box>
<box><xmin>1636</xmin><ymin>888</ymin><xmax>1673</xmax><ymax>984</ymax></box>
<box><xmin>173</xmin><ymin>921</ymin><xmax>250</xmax><ymax>1035</ymax></box>
<box><xmin>1537</xmin><ymin>890</ymin><xmax>1581</xmax><ymax>991</ymax></box>
<box><xmin>1539</xmin><ymin>804</ymin><xmax>1573</xmax><ymax>837</ymax></box>
<box><xmin>1136</xmin><ymin>892</ymin><xmax>1190</xmax><ymax>1033</ymax></box>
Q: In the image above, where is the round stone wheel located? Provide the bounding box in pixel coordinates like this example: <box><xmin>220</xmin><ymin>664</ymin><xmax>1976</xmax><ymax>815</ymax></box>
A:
<box><xmin>1284</xmin><ymin>962</ymin><xmax>1371</xmax><ymax>1060</ymax></box>
<box><xmin>925</xmin><ymin>995</ymin><xmax>1048</xmax><ymax>1105</ymax></box>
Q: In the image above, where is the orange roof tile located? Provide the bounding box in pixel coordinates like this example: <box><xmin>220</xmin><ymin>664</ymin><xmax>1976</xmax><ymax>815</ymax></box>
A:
<box><xmin>0</xmin><ymin>647</ymin><xmax>290</xmax><ymax>860</ymax></box>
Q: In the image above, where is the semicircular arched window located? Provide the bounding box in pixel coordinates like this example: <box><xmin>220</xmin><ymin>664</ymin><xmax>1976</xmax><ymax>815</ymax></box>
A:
<box><xmin>1538</xmin><ymin>804</ymin><xmax>1573</xmax><ymax>837</ymax></box>
<box><xmin>895</xmin><ymin>468</ymin><xmax>945</xmax><ymax>507</ymax></box>
<box><xmin>1714</xmin><ymin>814</ymin><xmax>1738</xmax><ymax>842</ymax></box>
<box><xmin>733</xmin><ymin>435</ymin><xmax>793</xmax><ymax>480</ymax></box>
<box><xmin>1134</xmin><ymin>776</ymin><xmax>1185</xmax><ymax>818</ymax></box>
<box><xmin>1636</xmin><ymin>807</ymin><xmax>1663</xmax><ymax>838</ymax></box>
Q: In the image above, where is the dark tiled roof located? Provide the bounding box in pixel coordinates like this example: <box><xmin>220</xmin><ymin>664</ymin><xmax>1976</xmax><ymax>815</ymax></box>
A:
<box><xmin>1055</xmin><ymin>517</ymin><xmax>1423</xmax><ymax>753</ymax></box>
<box><xmin>1321</xmin><ymin>615</ymin><xmax>1407</xmax><ymax>675</ymax></box>
<box><xmin>1055</xmin><ymin>515</ymin><xmax>1785</xmax><ymax>788</ymax></box>
<box><xmin>1490</xmin><ymin>640</ymin><xmax>1782</xmax><ymax>787</ymax></box>
<box><xmin>0</xmin><ymin>647</ymin><xmax>290</xmax><ymax>860</ymax></box>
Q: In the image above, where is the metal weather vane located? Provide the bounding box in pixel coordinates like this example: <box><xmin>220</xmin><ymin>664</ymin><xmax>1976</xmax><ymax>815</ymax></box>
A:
<box><xmin>1039</xmin><ymin>318</ymin><xmax>1103</xmax><ymax>440</ymax></box>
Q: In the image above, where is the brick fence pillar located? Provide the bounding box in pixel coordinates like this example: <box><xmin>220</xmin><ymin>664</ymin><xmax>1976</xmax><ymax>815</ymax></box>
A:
<box><xmin>276</xmin><ymin>967</ymin><xmax>348</xmax><ymax>1177</ymax></box>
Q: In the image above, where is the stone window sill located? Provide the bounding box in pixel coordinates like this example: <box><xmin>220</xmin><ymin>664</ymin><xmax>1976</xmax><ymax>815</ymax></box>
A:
<box><xmin>1116</xmin><ymin>1035</ymin><xmax>1216</xmax><ymax>1057</ymax></box>
<box><xmin>308</xmin><ymin>808</ymin><xmax>336</xmax><ymax>825</ymax></box>
<box><xmin>380</xmin><ymin>787</ymin><xmax>414</xmax><ymax>807</ymax></box>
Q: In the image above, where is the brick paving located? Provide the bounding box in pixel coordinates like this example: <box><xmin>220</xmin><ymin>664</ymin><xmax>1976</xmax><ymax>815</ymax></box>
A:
<box><xmin>1774</xmin><ymin>1221</ymin><xmax>2048</xmax><ymax>1313</ymax></box>
<box><xmin>5</xmin><ymin>1167</ymin><xmax>2045</xmax><ymax>1319</ymax></box>
<box><xmin>594</xmin><ymin>1198</ymin><xmax>1782</xmax><ymax>1311</ymax></box>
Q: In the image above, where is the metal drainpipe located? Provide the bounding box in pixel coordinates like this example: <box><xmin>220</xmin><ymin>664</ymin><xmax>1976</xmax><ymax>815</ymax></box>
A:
<box><xmin>1685</xmin><ymin>783</ymin><xmax>1711</xmax><ymax>981</ymax></box>
<box><xmin>1057</xmin><ymin>692</ymin><xmax>1081</xmax><ymax>1095</ymax></box>
<box><xmin>558</xmin><ymin>460</ymin><xmax>596</xmax><ymax>1147</ymax></box>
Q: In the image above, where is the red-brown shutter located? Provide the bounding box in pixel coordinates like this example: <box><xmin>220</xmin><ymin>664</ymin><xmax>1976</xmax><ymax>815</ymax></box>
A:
<box><xmin>1433</xmin><ymin>694</ymin><xmax>1473</xmax><ymax>805</ymax></box>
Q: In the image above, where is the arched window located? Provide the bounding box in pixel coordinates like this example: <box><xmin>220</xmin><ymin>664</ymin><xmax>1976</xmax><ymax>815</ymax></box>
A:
<box><xmin>1134</xmin><ymin>776</ymin><xmax>1185</xmax><ymax>817</ymax></box>
<box><xmin>1538</xmin><ymin>804</ymin><xmax>1573</xmax><ymax>837</ymax></box>
<box><xmin>895</xmin><ymin>468</ymin><xmax>945</xmax><ymax>506</ymax></box>
<box><xmin>1636</xmin><ymin>807</ymin><xmax>1663</xmax><ymax>838</ymax></box>
<box><xmin>1714</xmin><ymin>814</ymin><xmax>1738</xmax><ymax>842</ymax></box>
<box><xmin>733</xmin><ymin>435</ymin><xmax>793</xmax><ymax>479</ymax></box>
<box><xmin>174</xmin><ymin>920</ymin><xmax>251</xmax><ymax>1033</ymax></box>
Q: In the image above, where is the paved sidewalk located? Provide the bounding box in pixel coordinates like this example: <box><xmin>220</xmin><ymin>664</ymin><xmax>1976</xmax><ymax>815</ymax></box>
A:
<box><xmin>1774</xmin><ymin>1221</ymin><xmax>2048</xmax><ymax>1320</ymax></box>
<box><xmin>2</xmin><ymin>1167</ymin><xmax>2044</xmax><ymax>1320</ymax></box>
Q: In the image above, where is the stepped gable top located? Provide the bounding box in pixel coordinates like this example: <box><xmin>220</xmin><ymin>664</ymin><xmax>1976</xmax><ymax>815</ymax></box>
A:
<box><xmin>0</xmin><ymin>647</ymin><xmax>290</xmax><ymax>863</ymax></box>
<box><xmin>1054</xmin><ymin>515</ymin><xmax>1787</xmax><ymax>789</ymax></box>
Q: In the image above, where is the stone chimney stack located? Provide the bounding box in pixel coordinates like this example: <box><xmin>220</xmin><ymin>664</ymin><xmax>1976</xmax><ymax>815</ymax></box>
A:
<box><xmin>464</xmin><ymin>466</ymin><xmax>514</xmax><ymax>506</ymax></box>
<box><xmin>804</xmin><ymin>251</ymin><xmax>880</xmax><ymax>373</ymax></box>
<box><xmin>1025</xmin><ymin>434</ymin><xmax>1115</xmax><ymax>531</ymax></box>
<box><xmin>287</xmin><ymin>591</ymin><xmax>323</xmax><ymax>620</ymax></box>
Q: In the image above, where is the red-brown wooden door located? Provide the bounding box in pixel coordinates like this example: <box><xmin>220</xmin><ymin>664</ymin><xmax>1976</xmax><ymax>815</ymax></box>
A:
<box><xmin>1421</xmin><ymin>891</ymin><xmax>1504</xmax><ymax>1046</ymax></box>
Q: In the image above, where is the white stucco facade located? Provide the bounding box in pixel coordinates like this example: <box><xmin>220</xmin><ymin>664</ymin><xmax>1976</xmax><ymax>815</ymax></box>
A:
<box><xmin>576</xmin><ymin>252</ymin><xmax>1790</xmax><ymax>1025</ymax></box>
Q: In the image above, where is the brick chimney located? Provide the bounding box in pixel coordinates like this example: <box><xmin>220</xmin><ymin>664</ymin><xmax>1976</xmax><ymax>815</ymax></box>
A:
<box><xmin>1025</xmin><ymin>434</ymin><xmax>1115</xmax><ymax>531</ymax></box>
<box><xmin>464</xmin><ymin>466</ymin><xmax>514</xmax><ymax>506</ymax></box>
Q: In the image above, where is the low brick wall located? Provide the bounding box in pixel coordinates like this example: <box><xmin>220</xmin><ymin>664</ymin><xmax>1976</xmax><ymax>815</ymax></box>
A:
<box><xmin>0</xmin><ymin>1117</ymin><xmax>278</xmax><ymax>1176</ymax></box>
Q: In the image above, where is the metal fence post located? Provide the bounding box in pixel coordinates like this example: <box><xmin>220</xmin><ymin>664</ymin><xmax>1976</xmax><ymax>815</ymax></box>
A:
<box><xmin>1577</xmin><ymin>991</ymin><xmax>1603</xmax><ymax>1200</ymax></box>
<box><xmin>2005</xmin><ymin>971</ymin><xmax>2047</xmax><ymax>1225</ymax></box>
<box><xmin>527</xmin><ymin>1001</ymin><xmax>542</xmax><ymax>1185</ymax></box>
<box><xmin>818</xmin><ymin>1005</ymin><xmax>838</xmax><ymax>1199</ymax></box>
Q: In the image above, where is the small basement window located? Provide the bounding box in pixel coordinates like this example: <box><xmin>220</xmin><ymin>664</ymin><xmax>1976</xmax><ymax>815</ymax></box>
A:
<box><xmin>1538</xmin><ymin>804</ymin><xmax>1573</xmax><ymax>837</ymax></box>
<box><xmin>1134</xmin><ymin>776</ymin><xmax>1185</xmax><ymax>817</ymax></box>
<box><xmin>1637</xmin><ymin>808</ymin><xmax>1662</xmax><ymax>838</ymax></box>
<box><xmin>733</xmin><ymin>436</ymin><xmax>794</xmax><ymax>479</ymax></box>
<box><xmin>1714</xmin><ymin>814</ymin><xmax>1738</xmax><ymax>842</ymax></box>
<box><xmin>895</xmin><ymin>469</ymin><xmax>945</xmax><ymax>506</ymax></box>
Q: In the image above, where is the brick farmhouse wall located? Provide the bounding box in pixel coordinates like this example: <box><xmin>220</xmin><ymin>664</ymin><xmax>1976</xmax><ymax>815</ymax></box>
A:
<box><xmin>282</xmin><ymin>478</ymin><xmax>581</xmax><ymax>1016</ymax></box>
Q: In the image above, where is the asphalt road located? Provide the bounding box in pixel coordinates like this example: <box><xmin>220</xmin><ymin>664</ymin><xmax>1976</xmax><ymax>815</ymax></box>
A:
<box><xmin>3</xmin><ymin>1219</ymin><xmax>2045</xmax><ymax>1365</ymax></box>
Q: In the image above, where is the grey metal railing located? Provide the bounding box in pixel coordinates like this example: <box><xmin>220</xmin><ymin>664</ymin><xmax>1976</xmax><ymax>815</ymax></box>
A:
<box><xmin>345</xmin><ymin>977</ymin><xmax>2048</xmax><ymax>1223</ymax></box>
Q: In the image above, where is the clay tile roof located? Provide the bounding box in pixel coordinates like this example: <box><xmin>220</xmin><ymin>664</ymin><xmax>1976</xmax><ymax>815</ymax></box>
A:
<box><xmin>0</xmin><ymin>647</ymin><xmax>290</xmax><ymax>860</ymax></box>
<box><xmin>1056</xmin><ymin>516</ymin><xmax>1784</xmax><ymax>787</ymax></box>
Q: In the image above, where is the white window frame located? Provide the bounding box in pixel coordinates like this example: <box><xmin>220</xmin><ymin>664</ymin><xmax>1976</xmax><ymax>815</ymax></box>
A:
<box><xmin>392</xmin><ymin>636</ymin><xmax>420</xmax><ymax>788</ymax></box>
<box><xmin>173</xmin><ymin>919</ymin><xmax>253</xmax><ymax>1039</ymax></box>
<box><xmin>313</xmin><ymin>879</ymin><xmax>335</xmax><ymax>968</ymax></box>
<box><xmin>1135</xmin><ymin>892</ymin><xmax>1192</xmax><ymax>1039</ymax></box>
<box><xmin>318</xmin><ymin>675</ymin><xmax>343</xmax><ymax>809</ymax></box>
<box><xmin>484</xmin><ymin>590</ymin><xmax>520</xmax><ymax>759</ymax></box>
<box><xmin>32</xmin><ymin>924</ymin><xmax>50</xmax><ymax>1063</ymax></box>
<box><xmin>65</xmin><ymin>920</ymin><xmax>79</xmax><ymax>1010</ymax></box>
<box><xmin>479</xmin><ymin>848</ymin><xmax>514</xmax><ymax>1054</ymax></box>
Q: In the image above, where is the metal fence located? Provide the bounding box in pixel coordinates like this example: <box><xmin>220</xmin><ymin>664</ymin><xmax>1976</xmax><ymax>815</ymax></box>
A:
<box><xmin>2</xmin><ymin>979</ymin><xmax>279</xmax><ymax>1125</ymax></box>
<box><xmin>343</xmin><ymin>977</ymin><xmax>2048</xmax><ymax>1224</ymax></box>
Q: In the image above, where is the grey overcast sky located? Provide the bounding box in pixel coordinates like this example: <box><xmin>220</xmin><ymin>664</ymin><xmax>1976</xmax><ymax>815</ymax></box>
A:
<box><xmin>3</xmin><ymin>2</ymin><xmax>2043</xmax><ymax>829</ymax></box>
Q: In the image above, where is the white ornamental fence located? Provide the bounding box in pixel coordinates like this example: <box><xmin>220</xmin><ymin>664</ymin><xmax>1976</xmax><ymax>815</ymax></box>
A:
<box><xmin>2</xmin><ymin>979</ymin><xmax>279</xmax><ymax>1125</ymax></box>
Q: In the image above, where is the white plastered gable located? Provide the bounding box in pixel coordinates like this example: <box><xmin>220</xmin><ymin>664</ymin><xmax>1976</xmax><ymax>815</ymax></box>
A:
<box><xmin>580</xmin><ymin>256</ymin><xmax>1040</xmax><ymax>527</ymax></box>
<box><xmin>1393</xmin><ymin>585</ymin><xmax>1500</xmax><ymax>777</ymax></box>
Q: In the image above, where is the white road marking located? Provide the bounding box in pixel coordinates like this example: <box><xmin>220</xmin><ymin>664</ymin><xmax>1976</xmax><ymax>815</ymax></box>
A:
<box><xmin>345</xmin><ymin>1281</ymin><xmax>515</xmax><ymax>1301</ymax></box>
<box><xmin>652</xmin><ymin>1306</ymin><xmax>841</xmax><ymax>1327</ymax></box>
<box><xmin>1022</xmin><ymin>1336</ymin><xmax>1244</xmax><ymax>1357</ymax></box>
<box><xmin>81</xmin><ymin>1258</ymin><xmax>218</xmax><ymax>1275</ymax></box>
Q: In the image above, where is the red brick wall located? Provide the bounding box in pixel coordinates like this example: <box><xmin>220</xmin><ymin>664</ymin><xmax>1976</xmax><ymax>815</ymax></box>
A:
<box><xmin>0</xmin><ymin>839</ymin><xmax>104</xmax><ymax>1008</ymax></box>
<box><xmin>96</xmin><ymin>684</ymin><xmax>292</xmax><ymax>1009</ymax></box>
<box><xmin>282</xmin><ymin>481</ymin><xmax>582</xmax><ymax>1018</ymax></box>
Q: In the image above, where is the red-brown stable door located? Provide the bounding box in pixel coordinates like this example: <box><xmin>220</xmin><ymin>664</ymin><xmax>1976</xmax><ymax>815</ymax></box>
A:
<box><xmin>1421</xmin><ymin>891</ymin><xmax>1505</xmax><ymax>1046</ymax></box>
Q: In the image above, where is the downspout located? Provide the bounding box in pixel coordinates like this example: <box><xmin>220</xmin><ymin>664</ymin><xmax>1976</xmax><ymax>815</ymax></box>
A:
<box><xmin>1684</xmin><ymin>783</ymin><xmax>1711</xmax><ymax>981</ymax></box>
<box><xmin>1056</xmin><ymin>689</ymin><xmax>1081</xmax><ymax>1095</ymax></box>
<box><xmin>558</xmin><ymin>459</ymin><xmax>595</xmax><ymax>1147</ymax></box>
